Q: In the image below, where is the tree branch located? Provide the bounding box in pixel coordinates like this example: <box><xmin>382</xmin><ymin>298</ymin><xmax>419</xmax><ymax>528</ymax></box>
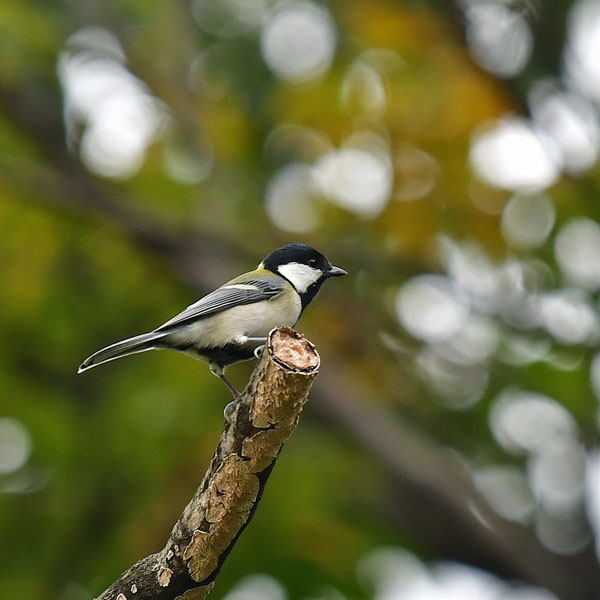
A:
<box><xmin>95</xmin><ymin>327</ymin><xmax>320</xmax><ymax>600</ymax></box>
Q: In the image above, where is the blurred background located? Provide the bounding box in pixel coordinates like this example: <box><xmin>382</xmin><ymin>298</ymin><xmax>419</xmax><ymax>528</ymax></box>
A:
<box><xmin>2</xmin><ymin>1</ymin><xmax>600</xmax><ymax>599</ymax></box>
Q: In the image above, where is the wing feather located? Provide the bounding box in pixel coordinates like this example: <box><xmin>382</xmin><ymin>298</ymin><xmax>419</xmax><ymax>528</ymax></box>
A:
<box><xmin>154</xmin><ymin>277</ymin><xmax>286</xmax><ymax>332</ymax></box>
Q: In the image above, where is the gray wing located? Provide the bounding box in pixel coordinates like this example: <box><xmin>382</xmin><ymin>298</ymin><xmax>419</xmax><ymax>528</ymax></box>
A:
<box><xmin>154</xmin><ymin>277</ymin><xmax>286</xmax><ymax>332</ymax></box>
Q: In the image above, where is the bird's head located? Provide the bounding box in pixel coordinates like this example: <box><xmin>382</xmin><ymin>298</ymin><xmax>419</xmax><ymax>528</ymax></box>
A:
<box><xmin>260</xmin><ymin>243</ymin><xmax>346</xmax><ymax>307</ymax></box>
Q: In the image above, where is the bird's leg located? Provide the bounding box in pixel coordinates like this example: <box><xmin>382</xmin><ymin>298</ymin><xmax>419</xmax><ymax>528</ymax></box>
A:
<box><xmin>219</xmin><ymin>374</ymin><xmax>240</xmax><ymax>398</ymax></box>
<box><xmin>209</xmin><ymin>363</ymin><xmax>241</xmax><ymax>421</ymax></box>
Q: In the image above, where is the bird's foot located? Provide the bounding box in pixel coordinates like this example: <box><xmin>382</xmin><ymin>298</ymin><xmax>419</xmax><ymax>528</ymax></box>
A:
<box><xmin>210</xmin><ymin>362</ymin><xmax>242</xmax><ymax>416</ymax></box>
<box><xmin>223</xmin><ymin>395</ymin><xmax>241</xmax><ymax>422</ymax></box>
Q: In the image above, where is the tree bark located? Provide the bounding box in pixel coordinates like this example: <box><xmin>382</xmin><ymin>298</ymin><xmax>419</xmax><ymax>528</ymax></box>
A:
<box><xmin>95</xmin><ymin>326</ymin><xmax>320</xmax><ymax>600</ymax></box>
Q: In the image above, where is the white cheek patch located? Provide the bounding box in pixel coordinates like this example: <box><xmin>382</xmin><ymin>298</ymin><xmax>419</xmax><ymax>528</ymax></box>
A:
<box><xmin>277</xmin><ymin>262</ymin><xmax>322</xmax><ymax>293</ymax></box>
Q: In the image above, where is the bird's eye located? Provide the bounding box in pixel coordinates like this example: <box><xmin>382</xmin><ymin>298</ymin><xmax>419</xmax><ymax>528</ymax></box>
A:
<box><xmin>308</xmin><ymin>259</ymin><xmax>317</xmax><ymax>267</ymax></box>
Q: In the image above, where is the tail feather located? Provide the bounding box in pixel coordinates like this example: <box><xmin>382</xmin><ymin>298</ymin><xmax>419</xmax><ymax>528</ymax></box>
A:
<box><xmin>78</xmin><ymin>331</ymin><xmax>168</xmax><ymax>373</ymax></box>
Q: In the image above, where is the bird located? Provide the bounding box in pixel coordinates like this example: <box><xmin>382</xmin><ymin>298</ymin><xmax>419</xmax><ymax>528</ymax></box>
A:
<box><xmin>78</xmin><ymin>243</ymin><xmax>346</xmax><ymax>397</ymax></box>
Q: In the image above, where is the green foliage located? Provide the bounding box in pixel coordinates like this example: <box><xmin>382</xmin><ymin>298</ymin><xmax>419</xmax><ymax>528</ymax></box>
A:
<box><xmin>1</xmin><ymin>1</ymin><xmax>599</xmax><ymax>599</ymax></box>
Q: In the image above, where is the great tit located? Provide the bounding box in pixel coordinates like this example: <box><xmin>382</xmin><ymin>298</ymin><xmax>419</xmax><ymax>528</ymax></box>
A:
<box><xmin>78</xmin><ymin>243</ymin><xmax>346</xmax><ymax>396</ymax></box>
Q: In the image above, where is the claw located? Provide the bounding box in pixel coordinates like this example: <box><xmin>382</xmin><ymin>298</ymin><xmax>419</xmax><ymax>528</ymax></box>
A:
<box><xmin>224</xmin><ymin>398</ymin><xmax>240</xmax><ymax>422</ymax></box>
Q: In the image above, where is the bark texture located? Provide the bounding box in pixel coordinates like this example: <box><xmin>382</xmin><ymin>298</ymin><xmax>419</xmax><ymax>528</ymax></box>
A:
<box><xmin>95</xmin><ymin>326</ymin><xmax>319</xmax><ymax>600</ymax></box>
